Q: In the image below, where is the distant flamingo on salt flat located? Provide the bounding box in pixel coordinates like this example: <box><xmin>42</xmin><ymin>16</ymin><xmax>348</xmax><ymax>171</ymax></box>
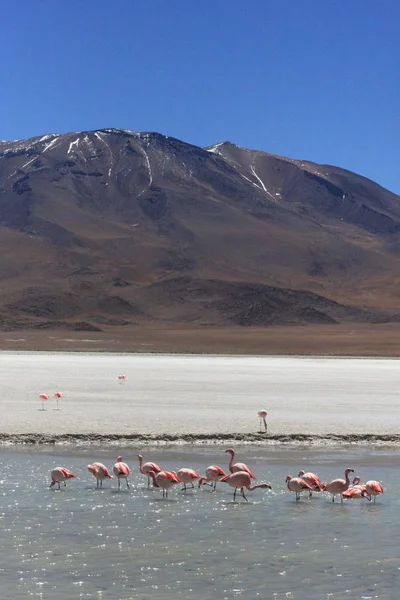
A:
<box><xmin>39</xmin><ymin>393</ymin><xmax>49</xmax><ymax>411</ymax></box>
<box><xmin>221</xmin><ymin>471</ymin><xmax>271</xmax><ymax>502</ymax></box>
<box><xmin>225</xmin><ymin>448</ymin><xmax>256</xmax><ymax>479</ymax></box>
<box><xmin>117</xmin><ymin>374</ymin><xmax>127</xmax><ymax>384</ymax></box>
<box><xmin>138</xmin><ymin>454</ymin><xmax>162</xmax><ymax>488</ymax></box>
<box><xmin>257</xmin><ymin>410</ymin><xmax>268</xmax><ymax>433</ymax></box>
<box><xmin>286</xmin><ymin>475</ymin><xmax>313</xmax><ymax>501</ymax></box>
<box><xmin>176</xmin><ymin>468</ymin><xmax>201</xmax><ymax>491</ymax></box>
<box><xmin>50</xmin><ymin>467</ymin><xmax>77</xmax><ymax>489</ymax></box>
<box><xmin>88</xmin><ymin>462</ymin><xmax>113</xmax><ymax>488</ymax></box>
<box><xmin>297</xmin><ymin>470</ymin><xmax>324</xmax><ymax>497</ymax></box>
<box><xmin>324</xmin><ymin>468</ymin><xmax>354</xmax><ymax>502</ymax></box>
<box><xmin>54</xmin><ymin>391</ymin><xmax>64</xmax><ymax>410</ymax></box>
<box><xmin>113</xmin><ymin>456</ymin><xmax>130</xmax><ymax>489</ymax></box>
<box><xmin>148</xmin><ymin>470</ymin><xmax>180</xmax><ymax>498</ymax></box>
<box><xmin>198</xmin><ymin>465</ymin><xmax>228</xmax><ymax>490</ymax></box>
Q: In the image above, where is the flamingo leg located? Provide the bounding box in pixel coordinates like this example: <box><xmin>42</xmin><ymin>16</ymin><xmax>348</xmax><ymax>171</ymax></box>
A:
<box><xmin>332</xmin><ymin>495</ymin><xmax>335</xmax><ymax>503</ymax></box>
<box><xmin>259</xmin><ymin>419</ymin><xmax>262</xmax><ymax>433</ymax></box>
<box><xmin>147</xmin><ymin>476</ymin><xmax>150</xmax><ymax>489</ymax></box>
<box><xmin>214</xmin><ymin>481</ymin><xmax>217</xmax><ymax>491</ymax></box>
<box><xmin>241</xmin><ymin>488</ymin><xmax>248</xmax><ymax>502</ymax></box>
<box><xmin>126</xmin><ymin>479</ymin><xmax>130</xmax><ymax>489</ymax></box>
<box><xmin>118</xmin><ymin>479</ymin><xmax>121</xmax><ymax>490</ymax></box>
<box><xmin>233</xmin><ymin>487</ymin><xmax>237</xmax><ymax>501</ymax></box>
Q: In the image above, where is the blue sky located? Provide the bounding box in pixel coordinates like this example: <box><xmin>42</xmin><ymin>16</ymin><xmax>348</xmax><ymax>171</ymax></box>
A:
<box><xmin>1</xmin><ymin>1</ymin><xmax>399</xmax><ymax>192</ymax></box>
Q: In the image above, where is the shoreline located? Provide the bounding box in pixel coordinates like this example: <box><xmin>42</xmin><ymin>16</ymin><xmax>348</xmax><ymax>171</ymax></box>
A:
<box><xmin>2</xmin><ymin>432</ymin><xmax>400</xmax><ymax>447</ymax></box>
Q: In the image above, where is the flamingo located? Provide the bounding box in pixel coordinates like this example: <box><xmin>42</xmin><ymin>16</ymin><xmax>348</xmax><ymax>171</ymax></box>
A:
<box><xmin>176</xmin><ymin>468</ymin><xmax>201</xmax><ymax>491</ymax></box>
<box><xmin>286</xmin><ymin>475</ymin><xmax>313</xmax><ymax>501</ymax></box>
<box><xmin>54</xmin><ymin>391</ymin><xmax>64</xmax><ymax>410</ymax></box>
<box><xmin>113</xmin><ymin>456</ymin><xmax>130</xmax><ymax>489</ymax></box>
<box><xmin>198</xmin><ymin>465</ymin><xmax>228</xmax><ymax>490</ymax></box>
<box><xmin>323</xmin><ymin>468</ymin><xmax>354</xmax><ymax>502</ymax></box>
<box><xmin>220</xmin><ymin>471</ymin><xmax>271</xmax><ymax>502</ymax></box>
<box><xmin>87</xmin><ymin>462</ymin><xmax>113</xmax><ymax>488</ymax></box>
<box><xmin>257</xmin><ymin>410</ymin><xmax>268</xmax><ymax>433</ymax></box>
<box><xmin>297</xmin><ymin>470</ymin><xmax>324</xmax><ymax>497</ymax></box>
<box><xmin>342</xmin><ymin>476</ymin><xmax>367</xmax><ymax>499</ymax></box>
<box><xmin>39</xmin><ymin>393</ymin><xmax>49</xmax><ymax>411</ymax></box>
<box><xmin>225</xmin><ymin>448</ymin><xmax>256</xmax><ymax>480</ymax></box>
<box><xmin>49</xmin><ymin>467</ymin><xmax>77</xmax><ymax>489</ymax></box>
<box><xmin>148</xmin><ymin>470</ymin><xmax>180</xmax><ymax>498</ymax></box>
<box><xmin>364</xmin><ymin>480</ymin><xmax>384</xmax><ymax>502</ymax></box>
<box><xmin>138</xmin><ymin>454</ymin><xmax>162</xmax><ymax>488</ymax></box>
<box><xmin>117</xmin><ymin>374</ymin><xmax>127</xmax><ymax>384</ymax></box>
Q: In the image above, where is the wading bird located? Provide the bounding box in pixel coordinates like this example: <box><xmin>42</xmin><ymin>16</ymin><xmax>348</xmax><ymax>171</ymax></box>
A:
<box><xmin>198</xmin><ymin>465</ymin><xmax>228</xmax><ymax>490</ymax></box>
<box><xmin>286</xmin><ymin>475</ymin><xmax>313</xmax><ymax>501</ymax></box>
<box><xmin>49</xmin><ymin>467</ymin><xmax>77</xmax><ymax>489</ymax></box>
<box><xmin>225</xmin><ymin>448</ymin><xmax>256</xmax><ymax>479</ymax></box>
<box><xmin>297</xmin><ymin>470</ymin><xmax>324</xmax><ymax>497</ymax></box>
<box><xmin>364</xmin><ymin>480</ymin><xmax>384</xmax><ymax>502</ymax></box>
<box><xmin>221</xmin><ymin>471</ymin><xmax>271</xmax><ymax>502</ymax></box>
<box><xmin>87</xmin><ymin>462</ymin><xmax>113</xmax><ymax>488</ymax></box>
<box><xmin>117</xmin><ymin>374</ymin><xmax>126</xmax><ymax>384</ymax></box>
<box><xmin>138</xmin><ymin>454</ymin><xmax>162</xmax><ymax>488</ymax></box>
<box><xmin>176</xmin><ymin>468</ymin><xmax>201</xmax><ymax>491</ymax></box>
<box><xmin>148</xmin><ymin>470</ymin><xmax>180</xmax><ymax>499</ymax></box>
<box><xmin>324</xmin><ymin>468</ymin><xmax>354</xmax><ymax>502</ymax></box>
<box><xmin>342</xmin><ymin>476</ymin><xmax>367</xmax><ymax>499</ymax></box>
<box><xmin>39</xmin><ymin>393</ymin><xmax>49</xmax><ymax>411</ymax></box>
<box><xmin>113</xmin><ymin>456</ymin><xmax>130</xmax><ymax>489</ymax></box>
<box><xmin>257</xmin><ymin>410</ymin><xmax>268</xmax><ymax>433</ymax></box>
<box><xmin>54</xmin><ymin>391</ymin><xmax>64</xmax><ymax>410</ymax></box>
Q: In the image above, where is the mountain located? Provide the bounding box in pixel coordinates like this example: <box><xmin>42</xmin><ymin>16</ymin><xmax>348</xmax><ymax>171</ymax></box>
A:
<box><xmin>0</xmin><ymin>128</ymin><xmax>399</xmax><ymax>332</ymax></box>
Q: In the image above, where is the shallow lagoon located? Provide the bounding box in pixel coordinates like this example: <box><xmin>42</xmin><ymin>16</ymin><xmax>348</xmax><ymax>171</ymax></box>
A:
<box><xmin>0</xmin><ymin>445</ymin><xmax>398</xmax><ymax>600</ymax></box>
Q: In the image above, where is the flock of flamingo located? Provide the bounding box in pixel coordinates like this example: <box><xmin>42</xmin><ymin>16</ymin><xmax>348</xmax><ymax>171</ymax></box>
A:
<box><xmin>49</xmin><ymin>447</ymin><xmax>384</xmax><ymax>503</ymax></box>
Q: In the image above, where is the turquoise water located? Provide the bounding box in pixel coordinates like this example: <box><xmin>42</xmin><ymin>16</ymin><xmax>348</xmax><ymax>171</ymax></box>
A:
<box><xmin>0</xmin><ymin>446</ymin><xmax>398</xmax><ymax>599</ymax></box>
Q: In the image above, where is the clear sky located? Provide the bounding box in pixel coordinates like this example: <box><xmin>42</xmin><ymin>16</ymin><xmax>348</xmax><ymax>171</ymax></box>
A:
<box><xmin>1</xmin><ymin>1</ymin><xmax>399</xmax><ymax>192</ymax></box>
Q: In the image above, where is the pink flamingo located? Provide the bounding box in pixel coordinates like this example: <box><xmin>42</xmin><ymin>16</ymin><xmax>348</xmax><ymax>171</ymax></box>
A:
<box><xmin>198</xmin><ymin>465</ymin><xmax>228</xmax><ymax>490</ymax></box>
<box><xmin>138</xmin><ymin>454</ymin><xmax>162</xmax><ymax>488</ymax></box>
<box><xmin>39</xmin><ymin>393</ymin><xmax>49</xmax><ymax>411</ymax></box>
<box><xmin>324</xmin><ymin>468</ymin><xmax>354</xmax><ymax>502</ymax></box>
<box><xmin>113</xmin><ymin>456</ymin><xmax>130</xmax><ymax>489</ymax></box>
<box><xmin>286</xmin><ymin>475</ymin><xmax>313</xmax><ymax>501</ymax></box>
<box><xmin>148</xmin><ymin>470</ymin><xmax>180</xmax><ymax>498</ymax></box>
<box><xmin>225</xmin><ymin>448</ymin><xmax>257</xmax><ymax>480</ymax></box>
<box><xmin>220</xmin><ymin>471</ymin><xmax>271</xmax><ymax>502</ymax></box>
<box><xmin>49</xmin><ymin>467</ymin><xmax>77</xmax><ymax>489</ymax></box>
<box><xmin>342</xmin><ymin>476</ymin><xmax>367</xmax><ymax>499</ymax></box>
<box><xmin>117</xmin><ymin>374</ymin><xmax>127</xmax><ymax>384</ymax></box>
<box><xmin>54</xmin><ymin>391</ymin><xmax>64</xmax><ymax>410</ymax></box>
<box><xmin>363</xmin><ymin>480</ymin><xmax>384</xmax><ymax>502</ymax></box>
<box><xmin>176</xmin><ymin>468</ymin><xmax>201</xmax><ymax>491</ymax></box>
<box><xmin>297</xmin><ymin>470</ymin><xmax>324</xmax><ymax>497</ymax></box>
<box><xmin>87</xmin><ymin>462</ymin><xmax>113</xmax><ymax>488</ymax></box>
<box><xmin>257</xmin><ymin>410</ymin><xmax>268</xmax><ymax>433</ymax></box>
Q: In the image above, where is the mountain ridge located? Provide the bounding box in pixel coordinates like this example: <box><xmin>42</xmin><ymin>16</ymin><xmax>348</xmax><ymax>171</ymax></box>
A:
<box><xmin>1</xmin><ymin>128</ymin><xmax>400</xmax><ymax>332</ymax></box>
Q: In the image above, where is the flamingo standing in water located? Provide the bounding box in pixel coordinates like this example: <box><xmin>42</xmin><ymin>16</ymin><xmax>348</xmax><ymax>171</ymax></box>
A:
<box><xmin>39</xmin><ymin>393</ymin><xmax>49</xmax><ymax>411</ymax></box>
<box><xmin>324</xmin><ymin>468</ymin><xmax>354</xmax><ymax>502</ymax></box>
<box><xmin>113</xmin><ymin>456</ymin><xmax>130</xmax><ymax>489</ymax></box>
<box><xmin>87</xmin><ymin>462</ymin><xmax>113</xmax><ymax>488</ymax></box>
<box><xmin>363</xmin><ymin>480</ymin><xmax>384</xmax><ymax>502</ymax></box>
<box><xmin>257</xmin><ymin>410</ymin><xmax>268</xmax><ymax>433</ymax></box>
<box><xmin>221</xmin><ymin>471</ymin><xmax>271</xmax><ymax>502</ymax></box>
<box><xmin>176</xmin><ymin>468</ymin><xmax>201</xmax><ymax>491</ymax></box>
<box><xmin>342</xmin><ymin>476</ymin><xmax>367</xmax><ymax>499</ymax></box>
<box><xmin>50</xmin><ymin>467</ymin><xmax>77</xmax><ymax>489</ymax></box>
<box><xmin>138</xmin><ymin>454</ymin><xmax>162</xmax><ymax>488</ymax></box>
<box><xmin>148</xmin><ymin>470</ymin><xmax>180</xmax><ymax>498</ymax></box>
<box><xmin>117</xmin><ymin>374</ymin><xmax>127</xmax><ymax>384</ymax></box>
<box><xmin>54</xmin><ymin>391</ymin><xmax>64</xmax><ymax>410</ymax></box>
<box><xmin>225</xmin><ymin>448</ymin><xmax>257</xmax><ymax>479</ymax></box>
<box><xmin>297</xmin><ymin>470</ymin><xmax>324</xmax><ymax>497</ymax></box>
<box><xmin>286</xmin><ymin>475</ymin><xmax>313</xmax><ymax>501</ymax></box>
<box><xmin>198</xmin><ymin>465</ymin><xmax>228</xmax><ymax>490</ymax></box>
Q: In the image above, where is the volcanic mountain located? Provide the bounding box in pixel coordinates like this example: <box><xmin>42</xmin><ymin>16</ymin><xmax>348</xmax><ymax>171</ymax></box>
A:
<box><xmin>0</xmin><ymin>128</ymin><xmax>399</xmax><ymax>331</ymax></box>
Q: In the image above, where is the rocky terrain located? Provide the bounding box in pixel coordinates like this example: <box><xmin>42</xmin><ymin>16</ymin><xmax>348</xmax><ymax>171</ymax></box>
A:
<box><xmin>0</xmin><ymin>129</ymin><xmax>400</xmax><ymax>333</ymax></box>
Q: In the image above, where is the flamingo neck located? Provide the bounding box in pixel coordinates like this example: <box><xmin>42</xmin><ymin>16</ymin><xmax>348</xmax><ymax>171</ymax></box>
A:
<box><xmin>228</xmin><ymin>452</ymin><xmax>235</xmax><ymax>470</ymax></box>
